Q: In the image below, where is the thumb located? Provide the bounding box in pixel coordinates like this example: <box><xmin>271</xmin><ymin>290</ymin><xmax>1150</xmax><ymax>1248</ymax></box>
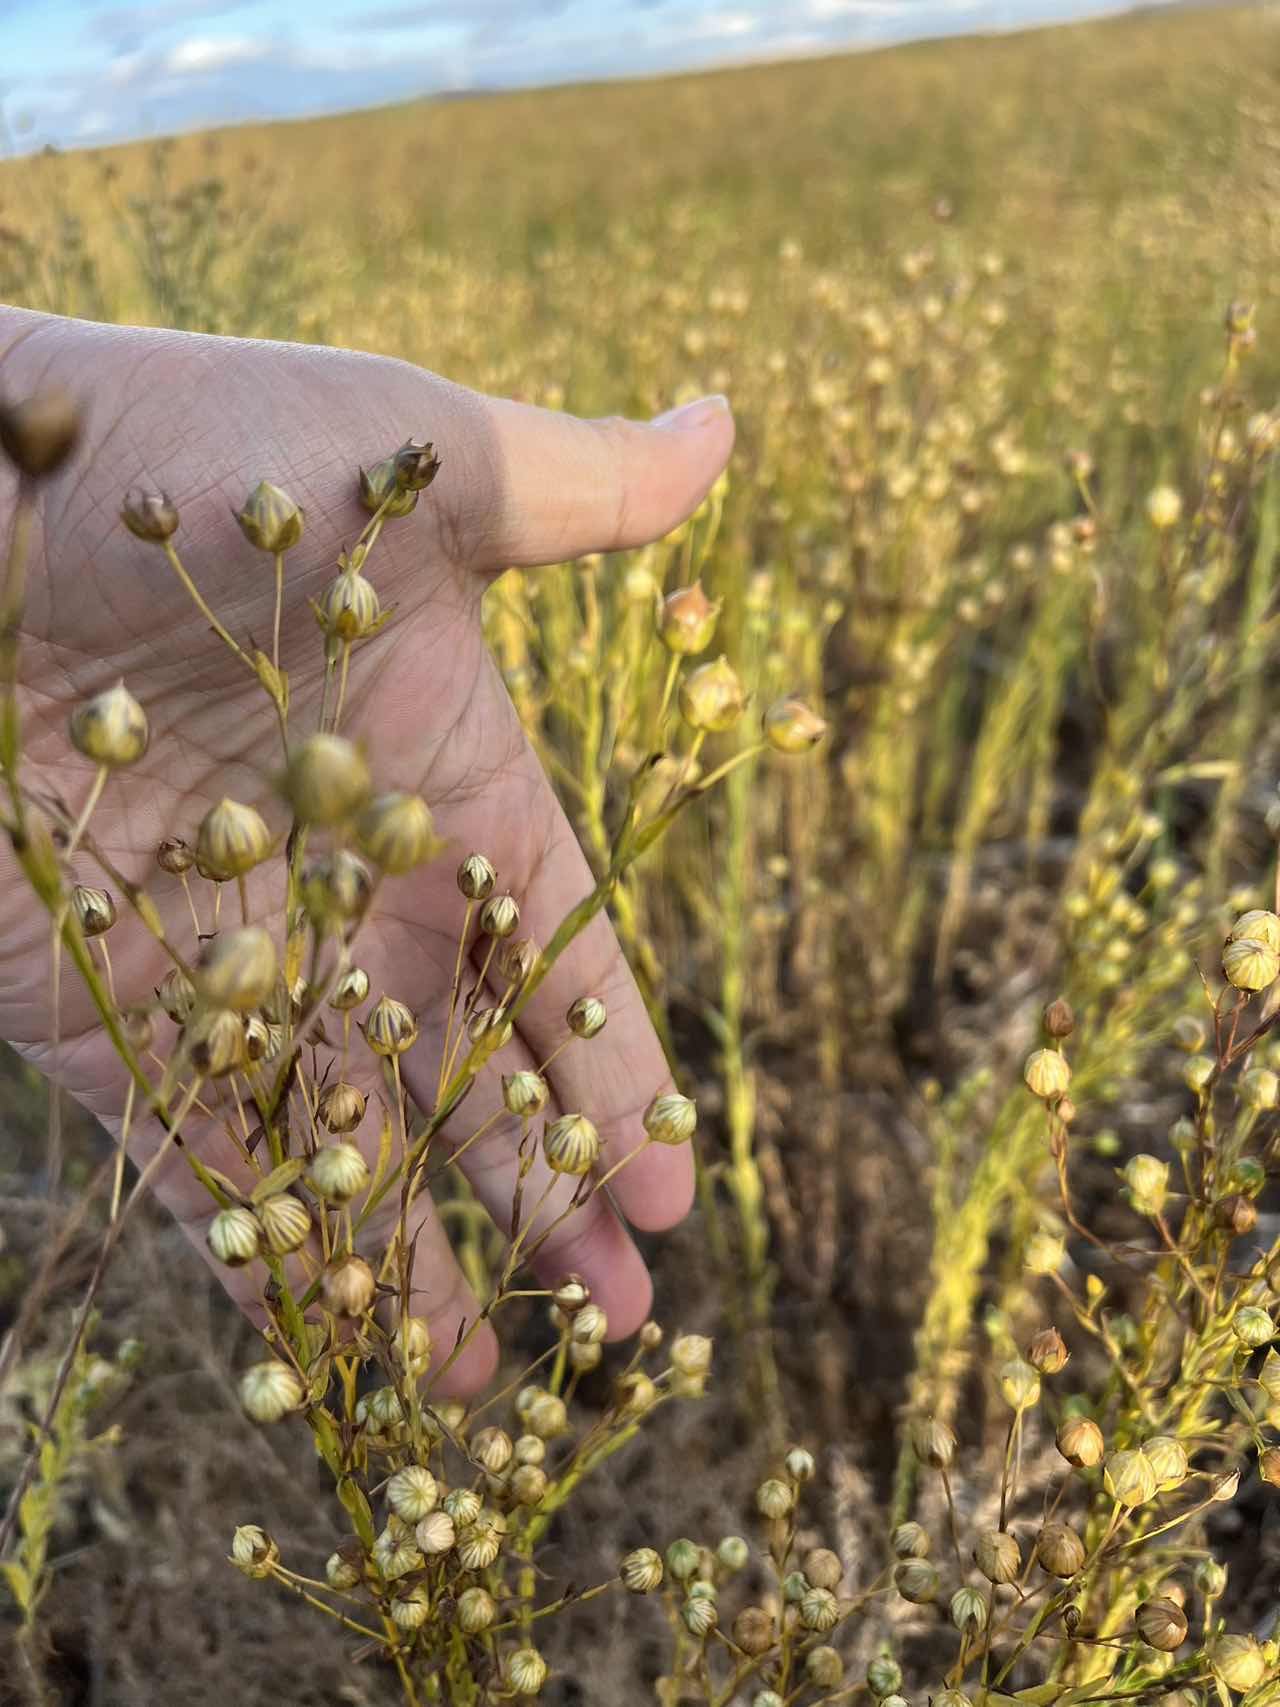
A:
<box><xmin>467</xmin><ymin>392</ymin><xmax>734</xmax><ymax>570</ymax></box>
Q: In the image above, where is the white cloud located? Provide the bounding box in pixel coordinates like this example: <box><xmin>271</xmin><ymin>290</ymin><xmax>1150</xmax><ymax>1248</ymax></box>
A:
<box><xmin>162</xmin><ymin>33</ymin><xmax>271</xmax><ymax>75</ymax></box>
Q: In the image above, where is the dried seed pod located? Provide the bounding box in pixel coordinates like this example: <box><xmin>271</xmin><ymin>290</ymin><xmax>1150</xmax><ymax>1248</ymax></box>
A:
<box><xmin>1136</xmin><ymin>1597</ymin><xmax>1188</xmax><ymax>1651</ymax></box>
<box><xmin>316</xmin><ymin>567</ymin><xmax>382</xmax><ymax>641</ymax></box>
<box><xmin>390</xmin><ymin>1314</ymin><xmax>432</xmax><ymax>1376</ymax></box>
<box><xmin>156</xmin><ymin>835</ymin><xmax>194</xmax><ymax>875</ymax></box>
<box><xmin>1042</xmin><ymin>997</ymin><xmax>1076</xmax><ymax>1038</ymax></box>
<box><xmin>614</xmin><ymin>1370</ymin><xmax>657</xmax><ymax>1413</ymax></box>
<box><xmin>158</xmin><ymin>966</ymin><xmax>196</xmax><ymax>1024</ymax></box>
<box><xmin>1143</xmin><ymin>1435</ymin><xmax>1189</xmax><ymax>1490</ymax></box>
<box><xmin>1027</xmin><ymin>1327</ymin><xmax>1070</xmax><ymax>1374</ymax></box>
<box><xmin>1036</xmin><ymin>1522</ymin><xmax>1086</xmax><ymax>1577</ymax></box>
<box><xmin>658</xmin><ymin>582</ymin><xmax>720</xmax><ymax>654</ymax></box>
<box><xmin>0</xmin><ymin>389</ymin><xmax>81</xmax><ymax>478</ymax></box>
<box><xmin>197</xmin><ymin>798</ymin><xmax>271</xmax><ymax>880</ymax></box>
<box><xmin>457</xmin><ymin>1516</ymin><xmax>504</xmax><ymax>1572</ymax></box>
<box><xmin>70</xmin><ymin>682</ymin><xmax>149</xmax><ymax>767</ymax></box>
<box><xmin>543</xmin><ymin>1112</ymin><xmax>600</xmax><ymax>1175</ymax></box>
<box><xmin>681</xmin><ymin>1594</ymin><xmax>717</xmax><ymax>1637</ymax></box>
<box><xmin>572</xmin><ymin>1303</ymin><xmax>608</xmax><ymax>1345</ymax></box>
<box><xmin>643</xmin><ymin>1092</ymin><xmax>697</xmax><ymax>1145</ymax></box>
<box><xmin>975</xmin><ymin>1529</ymin><xmax>1021</xmax><ymax>1584</ymax></box>
<box><xmin>800</xmin><ymin>1586</ymin><xmax>838</xmax><ymax>1632</ymax></box>
<box><xmin>230</xmin><ymin>1524</ymin><xmax>278</xmax><ymax>1578</ymax></box>
<box><xmin>303</xmin><ymin>850</ymin><xmax>373</xmax><ymax>926</ymax></box>
<box><xmin>457</xmin><ymin>1586</ymin><xmax>496</xmax><ymax>1634</ymax></box>
<box><xmin>319</xmin><ymin>1082</ymin><xmax>366</xmax><ymax>1134</ymax></box>
<box><xmin>679</xmin><ymin>655</ymin><xmax>746</xmax><ymax>732</ymax></box>
<box><xmin>442</xmin><ymin>1488</ymin><xmax>482</xmax><ymax>1527</ymax></box>
<box><xmin>390</xmin><ymin>1585</ymin><xmax>430</xmax><ymax>1631</ymax></box>
<box><xmin>1239</xmin><ymin>1070</ymin><xmax>1277</xmax><ymax>1111</ymax></box>
<box><xmin>568</xmin><ymin>1341</ymin><xmax>601</xmax><ymax>1373</ymax></box>
<box><xmin>867</xmin><ymin>1656</ymin><xmax>902</xmax><ymax>1698</ymax></box>
<box><xmin>717</xmin><ymin>1535</ymin><xmax>749</xmax><ymax>1571</ymax></box>
<box><xmin>355</xmin><ymin>791</ymin><xmax>439</xmax><ymax>874</ymax></box>
<box><xmin>505</xmin><ymin>1648</ymin><xmax>548</xmax><ymax>1695</ymax></box>
<box><xmin>281</xmin><ymin>734</ymin><xmax>372</xmax><ymax>826</ymax></box>
<box><xmin>551</xmin><ymin>1275</ymin><xmax>588</xmax><ymax>1313</ymax></box>
<box><xmin>763</xmin><ymin>697</ymin><xmax>827</xmax><ymax>753</ymax></box>
<box><xmin>1023</xmin><ymin>1048</ymin><xmax>1071</xmax><ymax>1100</ymax></box>
<box><xmin>1123</xmin><ymin>1154</ymin><xmax>1169</xmax><ymax>1218</ymax></box>
<box><xmin>208</xmin><ymin>1206</ymin><xmax>261</xmax><ymax>1266</ymax></box>
<box><xmin>1212</xmin><ymin>1634</ymin><xmax>1266</xmax><ymax>1693</ymax></box>
<box><xmin>326</xmin><ymin>1542</ymin><xmax>364</xmax><ymax>1589</ymax></box>
<box><xmin>1232</xmin><ymin>1305</ymin><xmax>1274</xmax><ymax>1348</ymax></box>
<box><xmin>805</xmin><ymin>1549</ymin><xmax>846</xmax><ymax>1584</ymax></box>
<box><xmin>998</xmin><ymin>1356</ymin><xmax>1042</xmax><ymax>1410</ymax></box>
<box><xmin>621</xmin><ymin>1547</ymin><xmax>663</xmax><ymax>1592</ymax></box>
<box><xmin>242</xmin><ymin>1014</ymin><xmax>278</xmax><ymax>1063</ymax></box>
<box><xmin>121</xmin><ymin>489</ymin><xmax>179</xmax><ymax>542</ymax></box>
<box><xmin>239</xmin><ymin>1360</ymin><xmax>303</xmax><ymax>1423</ymax></box>
<box><xmin>257</xmin><ymin>1194</ymin><xmax>310</xmax><ymax>1256</ymax></box>
<box><xmin>891</xmin><ymin>1522</ymin><xmax>930</xmax><ymax>1559</ymax></box>
<box><xmin>515</xmin><ymin>1433</ymin><xmax>545</xmax><ymax>1467</ymax></box>
<box><xmin>951</xmin><ymin>1587</ymin><xmax>988</xmax><ymax>1633</ymax></box>
<box><xmin>235</xmin><ymin>479</ymin><xmax>303</xmax><ymax>552</ymax></box>
<box><xmin>1229</xmin><ymin>908</ymin><xmax>1280</xmax><ymax>952</ymax></box>
<box><xmin>359</xmin><ymin>457</ymin><xmax>418</xmax><ymax>517</ymax></box>
<box><xmin>364</xmin><ymin>994</ymin><xmax>419</xmax><ymax>1056</ymax></box>
<box><xmin>894</xmin><ymin>1560</ymin><xmax>939</xmax><ymax>1603</ymax></box>
<box><xmin>457</xmin><ymin>853</ymin><xmax>496</xmax><ymax>900</ymax></box>
<box><xmin>307</xmin><ymin>1141</ymin><xmax>370</xmax><ymax>1202</ymax></box>
<box><xmin>473</xmin><ymin>1426</ymin><xmax>513</xmax><ymax>1474</ymax></box>
<box><xmin>393</xmin><ymin>439</ymin><xmax>442</xmax><ymax>492</ymax></box>
<box><xmin>480</xmin><ymin>893</ymin><xmax>520</xmax><ymax>937</ymax></box>
<box><xmin>387</xmin><ymin>1465</ymin><xmax>439</xmax><ymax>1522</ymax></box>
<box><xmin>910</xmin><ymin>1416</ymin><xmax>956</xmax><ymax>1469</ymax></box>
<box><xmin>807</xmin><ymin>1648</ymin><xmax>843</xmax><ymax>1689</ymax></box>
<box><xmin>1258</xmin><ymin>1446</ymin><xmax>1280</xmax><ymax>1487</ymax></box>
<box><xmin>415</xmin><ymin>1511</ymin><xmax>455</xmax><ymax>1554</ymax></box>
<box><xmin>1223</xmin><ymin>936</ymin><xmax>1279</xmax><ymax>992</ymax></box>
<box><xmin>322</xmin><ymin>1254</ymin><xmax>376</xmax><ymax>1317</ymax></box>
<box><xmin>187</xmin><ymin>1007</ymin><xmax>246</xmax><ymax>1077</ymax></box>
<box><xmin>1104</xmin><ymin>1448</ymin><xmax>1158</xmax><ymax>1506</ymax></box>
<box><xmin>503</xmin><ymin>1070</ymin><xmax>549</xmax><ymax>1117</ymax></box>
<box><xmin>785</xmin><ymin>1445</ymin><xmax>816</xmax><ymax>1481</ymax></box>
<box><xmin>755</xmin><ymin>1478</ymin><xmax>793</xmax><ymax>1520</ymax></box>
<box><xmin>329</xmin><ymin>966</ymin><xmax>370</xmax><ymax>1012</ymax></box>
<box><xmin>526</xmin><ymin>1393</ymin><xmax>568</xmax><ymax>1440</ymax></box>
<box><xmin>567</xmin><ymin>995</ymin><xmax>606</xmax><ymax>1038</ymax></box>
<box><xmin>71</xmin><ymin>885</ymin><xmax>116</xmax><ymax>937</ymax></box>
<box><xmin>499</xmin><ymin>936</ymin><xmax>539</xmax><ymax>983</ymax></box>
<box><xmin>732</xmin><ymin>1607</ymin><xmax>775</xmax><ymax>1656</ymax></box>
<box><xmin>509</xmin><ymin>1464</ymin><xmax>548</xmax><ymax>1506</ymax></box>
<box><xmin>671</xmin><ymin>1334</ymin><xmax>712</xmax><ymax>1378</ymax></box>
<box><xmin>197</xmin><ymin>926</ymin><xmax>278</xmax><ymax>1012</ymax></box>
<box><xmin>373</xmin><ymin>1531</ymin><xmax>423</xmax><ymax>1579</ymax></box>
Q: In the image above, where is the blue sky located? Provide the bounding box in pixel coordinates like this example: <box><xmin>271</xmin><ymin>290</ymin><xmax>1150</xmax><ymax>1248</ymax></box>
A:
<box><xmin>0</xmin><ymin>0</ymin><xmax>1173</xmax><ymax>152</ymax></box>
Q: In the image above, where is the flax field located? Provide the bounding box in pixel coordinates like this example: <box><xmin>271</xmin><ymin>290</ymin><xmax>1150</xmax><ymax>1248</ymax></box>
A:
<box><xmin>3</xmin><ymin>4</ymin><xmax>1280</xmax><ymax>1704</ymax></box>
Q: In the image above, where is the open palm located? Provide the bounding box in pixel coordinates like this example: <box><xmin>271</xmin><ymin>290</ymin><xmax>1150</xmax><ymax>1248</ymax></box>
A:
<box><xmin>0</xmin><ymin>308</ymin><xmax>734</xmax><ymax>1391</ymax></box>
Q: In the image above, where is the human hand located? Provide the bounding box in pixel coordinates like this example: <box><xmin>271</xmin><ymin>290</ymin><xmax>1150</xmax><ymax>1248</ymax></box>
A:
<box><xmin>0</xmin><ymin>309</ymin><xmax>734</xmax><ymax>1391</ymax></box>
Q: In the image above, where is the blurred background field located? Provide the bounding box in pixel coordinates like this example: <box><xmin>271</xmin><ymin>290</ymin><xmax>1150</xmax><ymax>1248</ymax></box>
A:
<box><xmin>4</xmin><ymin>4</ymin><xmax>1280</xmax><ymax>1701</ymax></box>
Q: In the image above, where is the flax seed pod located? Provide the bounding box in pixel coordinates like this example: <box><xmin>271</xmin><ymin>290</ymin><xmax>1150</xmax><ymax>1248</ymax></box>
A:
<box><xmin>543</xmin><ymin>1113</ymin><xmax>600</xmax><ymax>1175</ymax></box>
<box><xmin>70</xmin><ymin>682</ymin><xmax>149</xmax><ymax>767</ymax></box>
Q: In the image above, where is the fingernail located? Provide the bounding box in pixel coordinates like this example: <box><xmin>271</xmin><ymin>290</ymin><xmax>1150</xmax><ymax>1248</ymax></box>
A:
<box><xmin>652</xmin><ymin>393</ymin><xmax>731</xmax><ymax>432</ymax></box>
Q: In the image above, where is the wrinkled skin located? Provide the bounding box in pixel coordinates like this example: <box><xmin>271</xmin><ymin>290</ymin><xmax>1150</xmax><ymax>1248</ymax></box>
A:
<box><xmin>0</xmin><ymin>309</ymin><xmax>734</xmax><ymax>1391</ymax></box>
